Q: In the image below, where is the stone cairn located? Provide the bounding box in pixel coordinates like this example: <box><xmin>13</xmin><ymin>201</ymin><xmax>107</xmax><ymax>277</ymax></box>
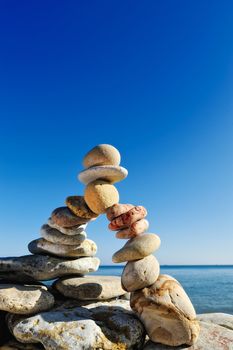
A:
<box><xmin>0</xmin><ymin>144</ymin><xmax>201</xmax><ymax>350</ymax></box>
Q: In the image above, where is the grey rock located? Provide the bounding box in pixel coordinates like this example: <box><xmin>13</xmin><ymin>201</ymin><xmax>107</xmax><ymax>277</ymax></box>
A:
<box><xmin>143</xmin><ymin>321</ymin><xmax>233</xmax><ymax>349</ymax></box>
<box><xmin>41</xmin><ymin>224</ymin><xmax>86</xmax><ymax>245</ymax></box>
<box><xmin>47</xmin><ymin>217</ymin><xmax>87</xmax><ymax>236</ymax></box>
<box><xmin>198</xmin><ymin>313</ymin><xmax>233</xmax><ymax>330</ymax></box>
<box><xmin>0</xmin><ymin>255</ymin><xmax>100</xmax><ymax>282</ymax></box>
<box><xmin>8</xmin><ymin>299</ymin><xmax>145</xmax><ymax>350</ymax></box>
<box><xmin>0</xmin><ymin>284</ymin><xmax>54</xmax><ymax>314</ymax></box>
<box><xmin>28</xmin><ymin>238</ymin><xmax>97</xmax><ymax>258</ymax></box>
<box><xmin>0</xmin><ymin>340</ymin><xmax>43</xmax><ymax>349</ymax></box>
<box><xmin>78</xmin><ymin>165</ymin><xmax>128</xmax><ymax>184</ymax></box>
<box><xmin>54</xmin><ymin>275</ymin><xmax>126</xmax><ymax>300</ymax></box>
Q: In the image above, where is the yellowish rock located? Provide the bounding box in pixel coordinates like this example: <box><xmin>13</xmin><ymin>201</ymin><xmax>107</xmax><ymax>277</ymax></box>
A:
<box><xmin>66</xmin><ymin>196</ymin><xmax>98</xmax><ymax>219</ymax></box>
<box><xmin>83</xmin><ymin>144</ymin><xmax>121</xmax><ymax>168</ymax></box>
<box><xmin>84</xmin><ymin>180</ymin><xmax>119</xmax><ymax>214</ymax></box>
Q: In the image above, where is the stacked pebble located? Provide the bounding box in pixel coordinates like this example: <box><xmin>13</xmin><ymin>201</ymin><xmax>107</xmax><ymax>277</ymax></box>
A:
<box><xmin>106</xmin><ymin>204</ymin><xmax>161</xmax><ymax>291</ymax></box>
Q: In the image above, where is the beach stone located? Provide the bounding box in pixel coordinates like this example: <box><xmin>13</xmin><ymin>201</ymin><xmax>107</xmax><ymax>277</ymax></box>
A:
<box><xmin>109</xmin><ymin>206</ymin><xmax>147</xmax><ymax>231</ymax></box>
<box><xmin>106</xmin><ymin>203</ymin><xmax>134</xmax><ymax>221</ymax></box>
<box><xmin>116</xmin><ymin>219</ymin><xmax>149</xmax><ymax>239</ymax></box>
<box><xmin>112</xmin><ymin>233</ymin><xmax>161</xmax><ymax>263</ymax></box>
<box><xmin>28</xmin><ymin>238</ymin><xmax>97</xmax><ymax>258</ymax></box>
<box><xmin>198</xmin><ymin>313</ymin><xmax>233</xmax><ymax>330</ymax></box>
<box><xmin>122</xmin><ymin>255</ymin><xmax>160</xmax><ymax>292</ymax></box>
<box><xmin>84</xmin><ymin>180</ymin><xmax>119</xmax><ymax>214</ymax></box>
<box><xmin>143</xmin><ymin>321</ymin><xmax>233</xmax><ymax>349</ymax></box>
<box><xmin>83</xmin><ymin>144</ymin><xmax>121</xmax><ymax>168</ymax></box>
<box><xmin>78</xmin><ymin>165</ymin><xmax>128</xmax><ymax>185</ymax></box>
<box><xmin>0</xmin><ymin>255</ymin><xmax>100</xmax><ymax>281</ymax></box>
<box><xmin>66</xmin><ymin>196</ymin><xmax>98</xmax><ymax>219</ymax></box>
<box><xmin>0</xmin><ymin>284</ymin><xmax>54</xmax><ymax>315</ymax></box>
<box><xmin>47</xmin><ymin>217</ymin><xmax>87</xmax><ymax>235</ymax></box>
<box><xmin>40</xmin><ymin>224</ymin><xmax>86</xmax><ymax>245</ymax></box>
<box><xmin>130</xmin><ymin>274</ymin><xmax>200</xmax><ymax>346</ymax></box>
<box><xmin>55</xmin><ymin>276</ymin><xmax>126</xmax><ymax>300</ymax></box>
<box><xmin>51</xmin><ymin>206</ymin><xmax>90</xmax><ymax>227</ymax></box>
<box><xmin>8</xmin><ymin>299</ymin><xmax>145</xmax><ymax>350</ymax></box>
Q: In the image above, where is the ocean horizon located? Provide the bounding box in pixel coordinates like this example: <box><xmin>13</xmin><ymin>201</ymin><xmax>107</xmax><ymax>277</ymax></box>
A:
<box><xmin>91</xmin><ymin>265</ymin><xmax>233</xmax><ymax>315</ymax></box>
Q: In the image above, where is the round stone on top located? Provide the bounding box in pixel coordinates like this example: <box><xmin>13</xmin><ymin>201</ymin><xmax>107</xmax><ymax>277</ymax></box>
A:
<box><xmin>78</xmin><ymin>165</ymin><xmax>128</xmax><ymax>185</ymax></box>
<box><xmin>83</xmin><ymin>144</ymin><xmax>121</xmax><ymax>168</ymax></box>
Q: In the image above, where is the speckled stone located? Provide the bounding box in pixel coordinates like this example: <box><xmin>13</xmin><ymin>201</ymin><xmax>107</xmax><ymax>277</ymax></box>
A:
<box><xmin>0</xmin><ymin>284</ymin><xmax>54</xmax><ymax>315</ymax></box>
<box><xmin>66</xmin><ymin>196</ymin><xmax>98</xmax><ymax>219</ymax></box>
<box><xmin>54</xmin><ymin>276</ymin><xmax>126</xmax><ymax>300</ymax></box>
<box><xmin>51</xmin><ymin>207</ymin><xmax>90</xmax><ymax>228</ymax></box>
<box><xmin>116</xmin><ymin>219</ymin><xmax>149</xmax><ymax>239</ymax></box>
<box><xmin>109</xmin><ymin>206</ymin><xmax>147</xmax><ymax>231</ymax></box>
<box><xmin>40</xmin><ymin>224</ymin><xmax>86</xmax><ymax>245</ymax></box>
<box><xmin>131</xmin><ymin>274</ymin><xmax>200</xmax><ymax>346</ymax></box>
<box><xmin>78</xmin><ymin>165</ymin><xmax>128</xmax><ymax>185</ymax></box>
<box><xmin>0</xmin><ymin>255</ymin><xmax>100</xmax><ymax>281</ymax></box>
<box><xmin>84</xmin><ymin>180</ymin><xmax>119</xmax><ymax>214</ymax></box>
<box><xmin>112</xmin><ymin>233</ymin><xmax>161</xmax><ymax>263</ymax></box>
<box><xmin>106</xmin><ymin>203</ymin><xmax>134</xmax><ymax>221</ymax></box>
<box><xmin>121</xmin><ymin>255</ymin><xmax>160</xmax><ymax>292</ymax></box>
<box><xmin>47</xmin><ymin>217</ymin><xmax>87</xmax><ymax>236</ymax></box>
<box><xmin>28</xmin><ymin>238</ymin><xmax>97</xmax><ymax>258</ymax></box>
<box><xmin>83</xmin><ymin>144</ymin><xmax>121</xmax><ymax>168</ymax></box>
<box><xmin>8</xmin><ymin>299</ymin><xmax>145</xmax><ymax>350</ymax></box>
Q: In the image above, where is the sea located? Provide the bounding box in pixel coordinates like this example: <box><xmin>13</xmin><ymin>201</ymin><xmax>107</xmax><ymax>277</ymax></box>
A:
<box><xmin>91</xmin><ymin>265</ymin><xmax>233</xmax><ymax>315</ymax></box>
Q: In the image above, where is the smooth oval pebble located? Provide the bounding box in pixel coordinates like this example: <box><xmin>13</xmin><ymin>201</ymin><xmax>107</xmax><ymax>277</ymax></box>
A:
<box><xmin>66</xmin><ymin>196</ymin><xmax>98</xmax><ymax>219</ymax></box>
<box><xmin>40</xmin><ymin>224</ymin><xmax>86</xmax><ymax>245</ymax></box>
<box><xmin>28</xmin><ymin>238</ymin><xmax>97</xmax><ymax>258</ymax></box>
<box><xmin>112</xmin><ymin>233</ymin><xmax>161</xmax><ymax>263</ymax></box>
<box><xmin>109</xmin><ymin>205</ymin><xmax>147</xmax><ymax>231</ymax></box>
<box><xmin>121</xmin><ymin>255</ymin><xmax>160</xmax><ymax>292</ymax></box>
<box><xmin>47</xmin><ymin>217</ymin><xmax>87</xmax><ymax>236</ymax></box>
<box><xmin>78</xmin><ymin>165</ymin><xmax>128</xmax><ymax>185</ymax></box>
<box><xmin>83</xmin><ymin>144</ymin><xmax>121</xmax><ymax>168</ymax></box>
<box><xmin>84</xmin><ymin>180</ymin><xmax>119</xmax><ymax>214</ymax></box>
<box><xmin>55</xmin><ymin>276</ymin><xmax>126</xmax><ymax>300</ymax></box>
<box><xmin>116</xmin><ymin>219</ymin><xmax>149</xmax><ymax>239</ymax></box>
<box><xmin>0</xmin><ymin>284</ymin><xmax>54</xmax><ymax>314</ymax></box>
<box><xmin>51</xmin><ymin>206</ymin><xmax>90</xmax><ymax>227</ymax></box>
<box><xmin>106</xmin><ymin>203</ymin><xmax>134</xmax><ymax>221</ymax></box>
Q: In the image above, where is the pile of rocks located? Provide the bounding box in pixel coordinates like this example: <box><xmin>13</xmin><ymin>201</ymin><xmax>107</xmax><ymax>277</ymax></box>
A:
<box><xmin>106</xmin><ymin>203</ymin><xmax>200</xmax><ymax>346</ymax></box>
<box><xmin>3</xmin><ymin>143</ymin><xmax>231</xmax><ymax>349</ymax></box>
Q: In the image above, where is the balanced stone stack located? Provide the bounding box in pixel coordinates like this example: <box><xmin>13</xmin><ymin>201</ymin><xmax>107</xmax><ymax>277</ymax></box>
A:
<box><xmin>106</xmin><ymin>203</ymin><xmax>200</xmax><ymax>346</ymax></box>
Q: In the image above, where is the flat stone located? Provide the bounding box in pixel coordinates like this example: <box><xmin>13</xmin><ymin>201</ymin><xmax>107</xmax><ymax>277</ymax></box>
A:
<box><xmin>0</xmin><ymin>284</ymin><xmax>54</xmax><ymax>315</ymax></box>
<box><xmin>8</xmin><ymin>299</ymin><xmax>145</xmax><ymax>350</ymax></box>
<box><xmin>198</xmin><ymin>313</ymin><xmax>233</xmax><ymax>330</ymax></box>
<box><xmin>84</xmin><ymin>180</ymin><xmax>119</xmax><ymax>214</ymax></box>
<box><xmin>83</xmin><ymin>144</ymin><xmax>121</xmax><ymax>168</ymax></box>
<box><xmin>116</xmin><ymin>219</ymin><xmax>149</xmax><ymax>239</ymax></box>
<box><xmin>143</xmin><ymin>321</ymin><xmax>233</xmax><ymax>349</ymax></box>
<box><xmin>130</xmin><ymin>274</ymin><xmax>200</xmax><ymax>346</ymax></box>
<box><xmin>47</xmin><ymin>217</ymin><xmax>87</xmax><ymax>235</ymax></box>
<box><xmin>0</xmin><ymin>255</ymin><xmax>100</xmax><ymax>281</ymax></box>
<box><xmin>28</xmin><ymin>238</ymin><xmax>97</xmax><ymax>258</ymax></box>
<box><xmin>106</xmin><ymin>203</ymin><xmax>134</xmax><ymax>221</ymax></box>
<box><xmin>51</xmin><ymin>206</ymin><xmax>90</xmax><ymax>227</ymax></box>
<box><xmin>112</xmin><ymin>233</ymin><xmax>161</xmax><ymax>263</ymax></box>
<box><xmin>109</xmin><ymin>205</ymin><xmax>147</xmax><ymax>230</ymax></box>
<box><xmin>78</xmin><ymin>165</ymin><xmax>128</xmax><ymax>184</ymax></box>
<box><xmin>40</xmin><ymin>224</ymin><xmax>86</xmax><ymax>245</ymax></box>
<box><xmin>54</xmin><ymin>276</ymin><xmax>126</xmax><ymax>300</ymax></box>
<box><xmin>122</xmin><ymin>255</ymin><xmax>160</xmax><ymax>292</ymax></box>
<box><xmin>66</xmin><ymin>196</ymin><xmax>98</xmax><ymax>219</ymax></box>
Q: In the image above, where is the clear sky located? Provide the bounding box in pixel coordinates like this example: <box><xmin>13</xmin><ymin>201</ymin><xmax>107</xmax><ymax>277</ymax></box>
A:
<box><xmin>0</xmin><ymin>1</ymin><xmax>233</xmax><ymax>265</ymax></box>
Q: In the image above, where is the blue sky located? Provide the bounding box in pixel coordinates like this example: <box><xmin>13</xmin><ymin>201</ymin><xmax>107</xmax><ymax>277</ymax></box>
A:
<box><xmin>0</xmin><ymin>1</ymin><xmax>232</xmax><ymax>264</ymax></box>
